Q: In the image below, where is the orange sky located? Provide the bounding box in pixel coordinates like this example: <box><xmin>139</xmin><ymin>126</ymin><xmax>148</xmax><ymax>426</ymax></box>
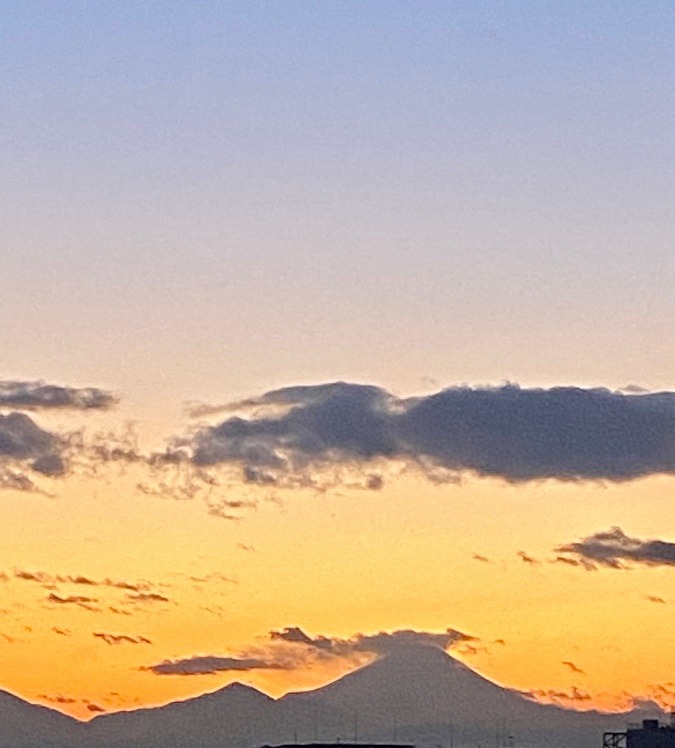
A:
<box><xmin>0</xmin><ymin>447</ymin><xmax>673</xmax><ymax>720</ymax></box>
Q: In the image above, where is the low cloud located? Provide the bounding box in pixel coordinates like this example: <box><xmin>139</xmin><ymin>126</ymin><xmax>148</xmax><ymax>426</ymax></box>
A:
<box><xmin>172</xmin><ymin>382</ymin><xmax>675</xmax><ymax>486</ymax></box>
<box><xmin>0</xmin><ymin>379</ymin><xmax>115</xmax><ymax>411</ymax></box>
<box><xmin>146</xmin><ymin>626</ymin><xmax>477</xmax><ymax>677</ymax></box>
<box><xmin>269</xmin><ymin>626</ymin><xmax>476</xmax><ymax>660</ymax></box>
<box><xmin>144</xmin><ymin>655</ymin><xmax>283</xmax><ymax>676</ymax></box>
<box><xmin>522</xmin><ymin>687</ymin><xmax>592</xmax><ymax>707</ymax></box>
<box><xmin>556</xmin><ymin>527</ymin><xmax>675</xmax><ymax>570</ymax></box>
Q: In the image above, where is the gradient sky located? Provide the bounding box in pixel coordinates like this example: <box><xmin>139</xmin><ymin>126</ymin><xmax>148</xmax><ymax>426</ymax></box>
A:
<box><xmin>1</xmin><ymin>1</ymin><xmax>674</xmax><ymax>721</ymax></box>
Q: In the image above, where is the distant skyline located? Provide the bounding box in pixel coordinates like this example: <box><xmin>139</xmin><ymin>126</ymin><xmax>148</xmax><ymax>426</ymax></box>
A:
<box><xmin>1</xmin><ymin>0</ymin><xmax>673</xmax><ymax>722</ymax></box>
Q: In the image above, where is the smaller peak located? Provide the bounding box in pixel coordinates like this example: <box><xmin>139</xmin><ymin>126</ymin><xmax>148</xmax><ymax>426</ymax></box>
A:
<box><xmin>215</xmin><ymin>682</ymin><xmax>270</xmax><ymax>699</ymax></box>
<box><xmin>223</xmin><ymin>681</ymin><xmax>258</xmax><ymax>692</ymax></box>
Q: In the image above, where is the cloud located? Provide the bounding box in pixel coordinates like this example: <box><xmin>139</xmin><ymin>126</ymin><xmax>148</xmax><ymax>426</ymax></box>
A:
<box><xmin>47</xmin><ymin>593</ymin><xmax>98</xmax><ymax>606</ymax></box>
<box><xmin>556</xmin><ymin>527</ymin><xmax>675</xmax><ymax>569</ymax></box>
<box><xmin>148</xmin><ymin>626</ymin><xmax>478</xmax><ymax>677</ymax></box>
<box><xmin>13</xmin><ymin>569</ymin><xmax>151</xmax><ymax>591</ymax></box>
<box><xmin>522</xmin><ymin>686</ymin><xmax>593</xmax><ymax>707</ymax></box>
<box><xmin>518</xmin><ymin>551</ymin><xmax>539</xmax><ymax>565</ymax></box>
<box><xmin>268</xmin><ymin>626</ymin><xmax>476</xmax><ymax>660</ymax></box>
<box><xmin>127</xmin><ymin>592</ymin><xmax>169</xmax><ymax>603</ymax></box>
<box><xmin>39</xmin><ymin>694</ymin><xmax>77</xmax><ymax>705</ymax></box>
<box><xmin>0</xmin><ymin>413</ymin><xmax>66</xmax><ymax>479</ymax></box>
<box><xmin>472</xmin><ymin>553</ymin><xmax>493</xmax><ymax>564</ymax></box>
<box><xmin>93</xmin><ymin>632</ymin><xmax>152</xmax><ymax>645</ymax></box>
<box><xmin>144</xmin><ymin>655</ymin><xmax>283</xmax><ymax>676</ymax></box>
<box><xmin>562</xmin><ymin>661</ymin><xmax>585</xmax><ymax>674</ymax></box>
<box><xmin>171</xmin><ymin>382</ymin><xmax>675</xmax><ymax>485</ymax></box>
<box><xmin>0</xmin><ymin>378</ymin><xmax>115</xmax><ymax>411</ymax></box>
<box><xmin>646</xmin><ymin>595</ymin><xmax>666</xmax><ymax>604</ymax></box>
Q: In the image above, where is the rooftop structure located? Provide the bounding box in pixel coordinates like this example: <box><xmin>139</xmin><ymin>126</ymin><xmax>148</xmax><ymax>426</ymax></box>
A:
<box><xmin>604</xmin><ymin>718</ymin><xmax>675</xmax><ymax>748</ymax></box>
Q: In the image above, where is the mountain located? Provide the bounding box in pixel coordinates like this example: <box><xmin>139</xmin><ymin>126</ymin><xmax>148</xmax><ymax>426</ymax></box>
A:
<box><xmin>83</xmin><ymin>681</ymin><xmax>341</xmax><ymax>748</ymax></box>
<box><xmin>1</xmin><ymin>647</ymin><xmax>667</xmax><ymax>748</ymax></box>
<box><xmin>281</xmin><ymin>645</ymin><xmax>655</xmax><ymax>748</ymax></box>
<box><xmin>0</xmin><ymin>688</ymin><xmax>82</xmax><ymax>748</ymax></box>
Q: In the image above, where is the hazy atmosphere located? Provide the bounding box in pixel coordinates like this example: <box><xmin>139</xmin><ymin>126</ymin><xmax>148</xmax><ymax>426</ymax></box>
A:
<box><xmin>1</xmin><ymin>2</ymin><xmax>673</xmax><ymax>744</ymax></box>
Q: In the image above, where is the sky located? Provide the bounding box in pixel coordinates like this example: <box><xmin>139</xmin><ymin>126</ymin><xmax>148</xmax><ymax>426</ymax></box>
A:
<box><xmin>1</xmin><ymin>0</ymin><xmax>674</xmax><ymax>722</ymax></box>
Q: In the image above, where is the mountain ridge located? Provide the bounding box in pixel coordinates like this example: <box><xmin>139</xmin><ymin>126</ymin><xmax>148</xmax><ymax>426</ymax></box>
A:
<box><xmin>0</xmin><ymin>647</ymin><xmax>667</xmax><ymax>748</ymax></box>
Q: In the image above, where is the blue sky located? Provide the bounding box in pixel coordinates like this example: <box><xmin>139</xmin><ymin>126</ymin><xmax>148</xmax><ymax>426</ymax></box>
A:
<box><xmin>3</xmin><ymin>1</ymin><xmax>675</xmax><ymax>404</ymax></box>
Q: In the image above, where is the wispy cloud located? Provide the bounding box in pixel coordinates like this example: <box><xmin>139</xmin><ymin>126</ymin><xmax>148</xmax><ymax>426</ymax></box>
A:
<box><xmin>93</xmin><ymin>632</ymin><xmax>152</xmax><ymax>645</ymax></box>
<box><xmin>556</xmin><ymin>527</ymin><xmax>675</xmax><ymax>570</ymax></box>
<box><xmin>12</xmin><ymin>569</ymin><xmax>154</xmax><ymax>592</ymax></box>
<box><xmin>46</xmin><ymin>593</ymin><xmax>99</xmax><ymax>610</ymax></box>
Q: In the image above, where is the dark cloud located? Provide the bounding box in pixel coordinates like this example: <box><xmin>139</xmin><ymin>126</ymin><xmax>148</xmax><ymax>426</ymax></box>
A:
<box><xmin>518</xmin><ymin>551</ymin><xmax>539</xmax><ymax>565</ymax></box>
<box><xmin>553</xmin><ymin>555</ymin><xmax>592</xmax><ymax>569</ymax></box>
<box><xmin>0</xmin><ymin>413</ymin><xmax>65</xmax><ymax>479</ymax></box>
<box><xmin>148</xmin><ymin>626</ymin><xmax>478</xmax><ymax>679</ymax></box>
<box><xmin>562</xmin><ymin>661</ymin><xmax>585</xmax><ymax>674</ymax></box>
<box><xmin>14</xmin><ymin>569</ymin><xmax>150</xmax><ymax>591</ymax></box>
<box><xmin>472</xmin><ymin>553</ymin><xmax>493</xmax><ymax>564</ymax></box>
<box><xmin>174</xmin><ymin>382</ymin><xmax>675</xmax><ymax>485</ymax></box>
<box><xmin>0</xmin><ymin>379</ymin><xmax>118</xmax><ymax>491</ymax></box>
<box><xmin>646</xmin><ymin>595</ymin><xmax>666</xmax><ymax>604</ymax></box>
<box><xmin>39</xmin><ymin>694</ymin><xmax>77</xmax><ymax>705</ymax></box>
<box><xmin>269</xmin><ymin>626</ymin><xmax>476</xmax><ymax>659</ymax></box>
<box><xmin>127</xmin><ymin>592</ymin><xmax>169</xmax><ymax>603</ymax></box>
<box><xmin>556</xmin><ymin>527</ymin><xmax>675</xmax><ymax>569</ymax></box>
<box><xmin>15</xmin><ymin>570</ymin><xmax>52</xmax><ymax>584</ymax></box>
<box><xmin>47</xmin><ymin>593</ymin><xmax>98</xmax><ymax>608</ymax></box>
<box><xmin>144</xmin><ymin>655</ymin><xmax>283</xmax><ymax>676</ymax></box>
<box><xmin>86</xmin><ymin>703</ymin><xmax>106</xmax><ymax>713</ymax></box>
<box><xmin>0</xmin><ymin>379</ymin><xmax>115</xmax><ymax>411</ymax></box>
<box><xmin>94</xmin><ymin>632</ymin><xmax>151</xmax><ymax>645</ymax></box>
<box><xmin>270</xmin><ymin>626</ymin><xmax>336</xmax><ymax>652</ymax></box>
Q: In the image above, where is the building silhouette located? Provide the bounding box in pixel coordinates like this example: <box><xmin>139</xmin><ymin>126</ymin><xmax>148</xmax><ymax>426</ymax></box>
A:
<box><xmin>604</xmin><ymin>719</ymin><xmax>675</xmax><ymax>748</ymax></box>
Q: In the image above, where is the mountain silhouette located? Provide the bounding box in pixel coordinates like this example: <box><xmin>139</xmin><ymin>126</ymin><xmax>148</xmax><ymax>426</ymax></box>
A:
<box><xmin>0</xmin><ymin>646</ymin><xmax>668</xmax><ymax>748</ymax></box>
<box><xmin>0</xmin><ymin>688</ymin><xmax>81</xmax><ymax>748</ymax></box>
<box><xmin>281</xmin><ymin>645</ymin><xmax>652</xmax><ymax>748</ymax></box>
